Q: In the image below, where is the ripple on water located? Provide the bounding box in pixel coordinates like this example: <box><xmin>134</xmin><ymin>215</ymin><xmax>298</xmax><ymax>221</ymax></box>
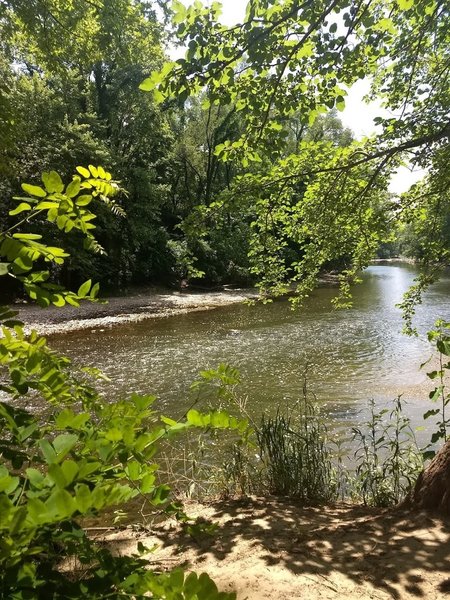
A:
<box><xmin>41</xmin><ymin>264</ymin><xmax>450</xmax><ymax>437</ymax></box>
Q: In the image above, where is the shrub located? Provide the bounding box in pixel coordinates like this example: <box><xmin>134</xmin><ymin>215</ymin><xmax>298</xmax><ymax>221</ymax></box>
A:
<box><xmin>0</xmin><ymin>167</ymin><xmax>239</xmax><ymax>599</ymax></box>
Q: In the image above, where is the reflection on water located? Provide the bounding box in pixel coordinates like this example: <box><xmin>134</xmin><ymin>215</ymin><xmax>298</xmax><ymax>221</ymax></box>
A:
<box><xmin>46</xmin><ymin>262</ymin><xmax>450</xmax><ymax>440</ymax></box>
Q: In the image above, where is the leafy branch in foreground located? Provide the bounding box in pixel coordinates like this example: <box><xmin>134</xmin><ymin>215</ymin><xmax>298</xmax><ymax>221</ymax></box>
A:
<box><xmin>1</xmin><ymin>165</ymin><xmax>123</xmax><ymax>308</ymax></box>
<box><xmin>0</xmin><ymin>168</ymin><xmax>238</xmax><ymax>599</ymax></box>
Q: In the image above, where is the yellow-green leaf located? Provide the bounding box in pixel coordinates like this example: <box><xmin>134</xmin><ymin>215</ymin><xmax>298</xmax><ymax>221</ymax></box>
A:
<box><xmin>21</xmin><ymin>184</ymin><xmax>46</xmax><ymax>198</ymax></box>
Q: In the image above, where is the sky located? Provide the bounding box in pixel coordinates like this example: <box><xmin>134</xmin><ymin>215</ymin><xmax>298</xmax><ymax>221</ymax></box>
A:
<box><xmin>173</xmin><ymin>0</ymin><xmax>425</xmax><ymax>194</ymax></box>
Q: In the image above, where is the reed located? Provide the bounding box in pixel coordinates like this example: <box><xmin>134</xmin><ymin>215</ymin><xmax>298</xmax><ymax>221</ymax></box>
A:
<box><xmin>256</xmin><ymin>390</ymin><xmax>336</xmax><ymax>502</ymax></box>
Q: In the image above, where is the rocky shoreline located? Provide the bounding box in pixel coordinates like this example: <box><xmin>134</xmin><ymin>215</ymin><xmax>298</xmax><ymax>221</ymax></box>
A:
<box><xmin>12</xmin><ymin>287</ymin><xmax>259</xmax><ymax>336</ymax></box>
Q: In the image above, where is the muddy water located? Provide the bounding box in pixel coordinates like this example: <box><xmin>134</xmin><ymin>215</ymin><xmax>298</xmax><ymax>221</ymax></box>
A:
<box><xmin>47</xmin><ymin>262</ymin><xmax>450</xmax><ymax>440</ymax></box>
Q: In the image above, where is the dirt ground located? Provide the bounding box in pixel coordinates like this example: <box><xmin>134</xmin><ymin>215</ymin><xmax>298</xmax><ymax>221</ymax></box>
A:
<box><xmin>100</xmin><ymin>497</ymin><xmax>450</xmax><ymax>600</ymax></box>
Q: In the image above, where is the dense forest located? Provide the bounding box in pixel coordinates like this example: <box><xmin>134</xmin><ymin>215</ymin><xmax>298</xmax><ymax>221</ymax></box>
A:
<box><xmin>1</xmin><ymin>0</ymin><xmax>447</xmax><ymax>304</ymax></box>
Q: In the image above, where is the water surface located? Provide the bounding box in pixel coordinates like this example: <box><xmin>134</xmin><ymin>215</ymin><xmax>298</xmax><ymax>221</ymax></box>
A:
<box><xmin>50</xmin><ymin>262</ymin><xmax>450</xmax><ymax>439</ymax></box>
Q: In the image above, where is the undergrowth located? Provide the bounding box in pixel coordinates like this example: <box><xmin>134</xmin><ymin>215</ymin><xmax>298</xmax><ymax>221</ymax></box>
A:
<box><xmin>169</xmin><ymin>386</ymin><xmax>424</xmax><ymax>508</ymax></box>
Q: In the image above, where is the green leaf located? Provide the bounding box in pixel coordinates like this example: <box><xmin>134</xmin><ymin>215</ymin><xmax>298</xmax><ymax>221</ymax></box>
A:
<box><xmin>126</xmin><ymin>461</ymin><xmax>141</xmax><ymax>481</ymax></box>
<box><xmin>27</xmin><ymin>497</ymin><xmax>48</xmax><ymax>525</ymax></box>
<box><xmin>61</xmin><ymin>460</ymin><xmax>79</xmax><ymax>485</ymax></box>
<box><xmin>51</xmin><ymin>294</ymin><xmax>66</xmax><ymax>307</ymax></box>
<box><xmin>172</xmin><ymin>0</ymin><xmax>187</xmax><ymax>23</ymax></box>
<box><xmin>9</xmin><ymin>202</ymin><xmax>31</xmax><ymax>216</ymax></box>
<box><xmin>42</xmin><ymin>171</ymin><xmax>64</xmax><ymax>193</ymax></box>
<box><xmin>66</xmin><ymin>179</ymin><xmax>81</xmax><ymax>198</ymax></box>
<box><xmin>336</xmin><ymin>95</ymin><xmax>346</xmax><ymax>111</ymax></box>
<box><xmin>12</xmin><ymin>233</ymin><xmax>42</xmax><ymax>240</ymax></box>
<box><xmin>151</xmin><ymin>484</ymin><xmax>171</xmax><ymax>505</ymax></box>
<box><xmin>46</xmin><ymin>489</ymin><xmax>76</xmax><ymax>518</ymax></box>
<box><xmin>21</xmin><ymin>184</ymin><xmax>47</xmax><ymax>198</ymax></box>
<box><xmin>66</xmin><ymin>295</ymin><xmax>80</xmax><ymax>307</ymax></box>
<box><xmin>0</xmin><ymin>263</ymin><xmax>9</xmax><ymax>276</ymax></box>
<box><xmin>423</xmin><ymin>408</ymin><xmax>440</xmax><ymax>419</ymax></box>
<box><xmin>187</xmin><ymin>409</ymin><xmax>204</xmax><ymax>427</ymax></box>
<box><xmin>13</xmin><ymin>255</ymin><xmax>34</xmax><ymax>272</ymax></box>
<box><xmin>76</xmin><ymin>166</ymin><xmax>91</xmax><ymax>178</ymax></box>
<box><xmin>427</xmin><ymin>370</ymin><xmax>442</xmax><ymax>380</ymax></box>
<box><xmin>437</xmin><ymin>339</ymin><xmax>450</xmax><ymax>356</ymax></box>
<box><xmin>76</xmin><ymin>195</ymin><xmax>92</xmax><ymax>207</ymax></box>
<box><xmin>26</xmin><ymin>468</ymin><xmax>46</xmax><ymax>489</ymax></box>
<box><xmin>48</xmin><ymin>463</ymin><xmax>67</xmax><ymax>488</ymax></box>
<box><xmin>77</xmin><ymin>279</ymin><xmax>92</xmax><ymax>298</ymax></box>
<box><xmin>104</xmin><ymin>427</ymin><xmax>122</xmax><ymax>441</ymax></box>
<box><xmin>141</xmin><ymin>473</ymin><xmax>156</xmax><ymax>494</ymax></box>
<box><xmin>429</xmin><ymin>386</ymin><xmax>443</xmax><ymax>402</ymax></box>
<box><xmin>139</xmin><ymin>77</ymin><xmax>155</xmax><ymax>92</ymax></box>
<box><xmin>75</xmin><ymin>484</ymin><xmax>92</xmax><ymax>512</ymax></box>
<box><xmin>55</xmin><ymin>408</ymin><xmax>80</xmax><ymax>429</ymax></box>
<box><xmin>53</xmin><ymin>433</ymin><xmax>78</xmax><ymax>461</ymax></box>
<box><xmin>90</xmin><ymin>282</ymin><xmax>100</xmax><ymax>298</ymax></box>
<box><xmin>39</xmin><ymin>439</ymin><xmax>57</xmax><ymax>464</ymax></box>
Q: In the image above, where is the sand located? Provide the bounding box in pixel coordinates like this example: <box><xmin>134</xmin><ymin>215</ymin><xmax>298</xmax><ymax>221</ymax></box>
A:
<box><xmin>98</xmin><ymin>496</ymin><xmax>450</xmax><ymax>600</ymax></box>
<box><xmin>12</xmin><ymin>286</ymin><xmax>258</xmax><ymax>335</ymax></box>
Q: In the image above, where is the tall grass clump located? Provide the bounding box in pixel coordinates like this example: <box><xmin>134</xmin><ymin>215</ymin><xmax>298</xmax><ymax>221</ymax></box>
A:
<box><xmin>256</xmin><ymin>389</ymin><xmax>336</xmax><ymax>502</ymax></box>
<box><xmin>216</xmin><ymin>394</ymin><xmax>423</xmax><ymax>508</ymax></box>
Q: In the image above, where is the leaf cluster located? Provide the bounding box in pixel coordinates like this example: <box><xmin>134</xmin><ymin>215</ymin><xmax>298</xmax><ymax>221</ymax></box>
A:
<box><xmin>0</xmin><ymin>168</ymin><xmax>242</xmax><ymax>598</ymax></box>
<box><xmin>1</xmin><ymin>166</ymin><xmax>121</xmax><ymax>307</ymax></box>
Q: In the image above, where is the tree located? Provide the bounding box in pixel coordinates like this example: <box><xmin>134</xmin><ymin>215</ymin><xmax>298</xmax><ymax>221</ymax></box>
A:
<box><xmin>0</xmin><ymin>0</ymin><xmax>181</xmax><ymax>290</ymax></box>
<box><xmin>143</xmin><ymin>0</ymin><xmax>450</xmax><ymax>512</ymax></box>
<box><xmin>143</xmin><ymin>0</ymin><xmax>449</xmax><ymax>295</ymax></box>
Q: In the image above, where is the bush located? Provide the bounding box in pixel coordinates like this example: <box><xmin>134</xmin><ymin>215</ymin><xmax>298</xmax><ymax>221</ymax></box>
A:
<box><xmin>0</xmin><ymin>167</ymin><xmax>239</xmax><ymax>599</ymax></box>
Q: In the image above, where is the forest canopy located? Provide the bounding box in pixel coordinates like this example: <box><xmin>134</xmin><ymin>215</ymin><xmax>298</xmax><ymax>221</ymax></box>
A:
<box><xmin>142</xmin><ymin>0</ymin><xmax>450</xmax><ymax>308</ymax></box>
<box><xmin>0</xmin><ymin>0</ymin><xmax>448</xmax><ymax>313</ymax></box>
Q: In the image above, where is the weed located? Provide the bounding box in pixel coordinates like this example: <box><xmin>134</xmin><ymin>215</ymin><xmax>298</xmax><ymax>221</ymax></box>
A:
<box><xmin>255</xmin><ymin>387</ymin><xmax>336</xmax><ymax>502</ymax></box>
<box><xmin>352</xmin><ymin>397</ymin><xmax>423</xmax><ymax>506</ymax></box>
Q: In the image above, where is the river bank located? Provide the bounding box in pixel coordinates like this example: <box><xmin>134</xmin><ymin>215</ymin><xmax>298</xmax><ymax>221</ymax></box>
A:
<box><xmin>95</xmin><ymin>497</ymin><xmax>450</xmax><ymax>600</ymax></box>
<box><xmin>13</xmin><ymin>286</ymin><xmax>259</xmax><ymax>336</ymax></box>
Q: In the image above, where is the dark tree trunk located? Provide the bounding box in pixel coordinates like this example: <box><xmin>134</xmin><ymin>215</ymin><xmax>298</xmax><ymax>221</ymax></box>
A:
<box><xmin>404</xmin><ymin>440</ymin><xmax>450</xmax><ymax>514</ymax></box>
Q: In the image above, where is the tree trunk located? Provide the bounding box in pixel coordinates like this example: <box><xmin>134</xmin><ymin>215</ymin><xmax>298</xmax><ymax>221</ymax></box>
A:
<box><xmin>404</xmin><ymin>440</ymin><xmax>450</xmax><ymax>514</ymax></box>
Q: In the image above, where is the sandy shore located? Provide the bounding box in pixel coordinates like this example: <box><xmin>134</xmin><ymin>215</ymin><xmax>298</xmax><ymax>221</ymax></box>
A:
<box><xmin>12</xmin><ymin>287</ymin><xmax>259</xmax><ymax>336</ymax></box>
<box><xmin>96</xmin><ymin>497</ymin><xmax>450</xmax><ymax>600</ymax></box>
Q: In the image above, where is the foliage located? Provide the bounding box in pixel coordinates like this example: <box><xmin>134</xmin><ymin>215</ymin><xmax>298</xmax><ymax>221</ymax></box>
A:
<box><xmin>167</xmin><ymin>238</ymin><xmax>205</xmax><ymax>282</ymax></box>
<box><xmin>151</xmin><ymin>0</ymin><xmax>449</xmax><ymax>164</ymax></box>
<box><xmin>0</xmin><ymin>383</ymin><xmax>239</xmax><ymax>598</ymax></box>
<box><xmin>0</xmin><ymin>0</ymin><xmax>180</xmax><ymax>291</ymax></box>
<box><xmin>0</xmin><ymin>168</ymin><xmax>239</xmax><ymax>598</ymax></box>
<box><xmin>216</xmin><ymin>379</ymin><xmax>338</xmax><ymax>503</ymax></box>
<box><xmin>257</xmin><ymin>403</ymin><xmax>335</xmax><ymax>501</ymax></box>
<box><xmin>144</xmin><ymin>0</ymin><xmax>450</xmax><ymax>313</ymax></box>
<box><xmin>1</xmin><ymin>165</ymin><xmax>121</xmax><ymax>307</ymax></box>
<box><xmin>157</xmin><ymin>365</ymin><xmax>253</xmax><ymax>499</ymax></box>
<box><xmin>352</xmin><ymin>397</ymin><xmax>423</xmax><ymax>507</ymax></box>
<box><xmin>210</xmin><ymin>382</ymin><xmax>422</xmax><ymax>508</ymax></box>
<box><xmin>421</xmin><ymin>319</ymin><xmax>450</xmax><ymax>457</ymax></box>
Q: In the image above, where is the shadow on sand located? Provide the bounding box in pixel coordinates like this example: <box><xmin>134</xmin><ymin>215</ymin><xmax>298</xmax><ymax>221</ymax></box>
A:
<box><xmin>147</xmin><ymin>497</ymin><xmax>450</xmax><ymax>599</ymax></box>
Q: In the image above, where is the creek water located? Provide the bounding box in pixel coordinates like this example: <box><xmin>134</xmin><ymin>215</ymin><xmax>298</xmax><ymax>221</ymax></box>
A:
<box><xmin>48</xmin><ymin>262</ymin><xmax>450</xmax><ymax>443</ymax></box>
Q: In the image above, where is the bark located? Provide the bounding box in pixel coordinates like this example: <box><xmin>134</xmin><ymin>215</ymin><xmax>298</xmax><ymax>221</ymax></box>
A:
<box><xmin>404</xmin><ymin>440</ymin><xmax>450</xmax><ymax>514</ymax></box>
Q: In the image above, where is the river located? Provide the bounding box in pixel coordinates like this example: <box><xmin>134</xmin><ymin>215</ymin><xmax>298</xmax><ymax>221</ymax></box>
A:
<box><xmin>47</xmin><ymin>262</ymin><xmax>450</xmax><ymax>443</ymax></box>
